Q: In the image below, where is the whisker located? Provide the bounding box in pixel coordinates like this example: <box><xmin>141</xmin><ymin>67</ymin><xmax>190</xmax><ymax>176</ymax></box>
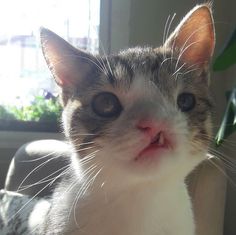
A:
<box><xmin>94</xmin><ymin>55</ymin><xmax>109</xmax><ymax>75</ymax></box>
<box><xmin>17</xmin><ymin>154</ymin><xmax>62</xmax><ymax>192</ymax></box>
<box><xmin>160</xmin><ymin>57</ymin><xmax>172</xmax><ymax>69</ymax></box>
<box><xmin>99</xmin><ymin>56</ymin><xmax>110</xmax><ymax>76</ymax></box>
<box><xmin>73</xmin><ymin>166</ymin><xmax>103</xmax><ymax>228</ymax></box>
<box><xmin>172</xmin><ymin>62</ymin><xmax>186</xmax><ymax>78</ymax></box>
<box><xmin>190</xmin><ymin>138</ymin><xmax>236</xmax><ymax>175</ymax></box>
<box><xmin>68</xmin><ymin>132</ymin><xmax>97</xmax><ymax>137</ymax></box>
<box><xmin>163</xmin><ymin>14</ymin><xmax>171</xmax><ymax>46</ymax></box>
<box><xmin>78</xmin><ymin>141</ymin><xmax>95</xmax><ymax>146</ymax></box>
<box><xmin>182</xmin><ymin>67</ymin><xmax>199</xmax><ymax>75</ymax></box>
<box><xmin>101</xmin><ymin>51</ymin><xmax>114</xmax><ymax>77</ymax></box>
<box><xmin>20</xmin><ymin>151</ymin><xmax>61</xmax><ymax>163</ymax></box>
<box><xmin>98</xmin><ymin>37</ymin><xmax>113</xmax><ymax>76</ymax></box>
<box><xmin>79</xmin><ymin>150</ymin><xmax>100</xmax><ymax>165</ymax></box>
<box><xmin>165</xmin><ymin>13</ymin><xmax>176</xmax><ymax>43</ymax></box>
<box><xmin>74</xmin><ymin>146</ymin><xmax>95</xmax><ymax>152</ymax></box>
<box><xmin>162</xmin><ymin>14</ymin><xmax>171</xmax><ymax>59</ymax></box>
<box><xmin>175</xmin><ymin>22</ymin><xmax>215</xmax><ymax>70</ymax></box>
<box><xmin>175</xmin><ymin>40</ymin><xmax>200</xmax><ymax>71</ymax></box>
<box><xmin>65</xmin><ymin>160</ymin><xmax>99</xmax><ymax>195</ymax></box>
<box><xmin>18</xmin><ymin>165</ymin><xmax>71</xmax><ymax>191</ymax></box>
<box><xmin>67</xmin><ymin>165</ymin><xmax>97</xmax><ymax>222</ymax></box>
<box><xmin>208</xmin><ymin>157</ymin><xmax>236</xmax><ymax>188</ymax></box>
<box><xmin>7</xmin><ymin>170</ymin><xmax>63</xmax><ymax>223</ymax></box>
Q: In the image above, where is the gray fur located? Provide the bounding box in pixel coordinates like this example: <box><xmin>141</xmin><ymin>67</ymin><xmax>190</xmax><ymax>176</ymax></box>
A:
<box><xmin>39</xmin><ymin>4</ymin><xmax>215</xmax><ymax>234</ymax></box>
<box><xmin>60</xmin><ymin>47</ymin><xmax>213</xmax><ymax>152</ymax></box>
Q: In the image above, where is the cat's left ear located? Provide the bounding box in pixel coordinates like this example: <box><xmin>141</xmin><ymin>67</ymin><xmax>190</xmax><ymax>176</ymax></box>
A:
<box><xmin>40</xmin><ymin>27</ymin><xmax>96</xmax><ymax>88</ymax></box>
<box><xmin>164</xmin><ymin>4</ymin><xmax>215</xmax><ymax>68</ymax></box>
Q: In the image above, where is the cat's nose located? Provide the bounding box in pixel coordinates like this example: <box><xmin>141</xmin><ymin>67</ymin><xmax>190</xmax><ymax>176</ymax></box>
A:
<box><xmin>136</xmin><ymin>119</ymin><xmax>163</xmax><ymax>139</ymax></box>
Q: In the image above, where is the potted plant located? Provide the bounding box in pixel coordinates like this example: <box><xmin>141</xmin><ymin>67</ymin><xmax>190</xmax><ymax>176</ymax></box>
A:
<box><xmin>0</xmin><ymin>91</ymin><xmax>62</xmax><ymax>132</ymax></box>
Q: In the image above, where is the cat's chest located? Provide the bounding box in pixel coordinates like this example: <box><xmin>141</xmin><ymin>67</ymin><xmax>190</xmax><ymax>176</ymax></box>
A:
<box><xmin>66</xmin><ymin>183</ymin><xmax>195</xmax><ymax>235</ymax></box>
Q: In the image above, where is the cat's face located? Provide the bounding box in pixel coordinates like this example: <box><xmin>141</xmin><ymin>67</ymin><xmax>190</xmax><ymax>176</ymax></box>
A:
<box><xmin>41</xmin><ymin>4</ymin><xmax>215</xmax><ymax>186</ymax></box>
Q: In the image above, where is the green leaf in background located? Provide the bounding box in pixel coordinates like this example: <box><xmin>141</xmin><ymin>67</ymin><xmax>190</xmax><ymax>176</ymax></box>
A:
<box><xmin>0</xmin><ymin>106</ymin><xmax>16</xmax><ymax>120</ymax></box>
<box><xmin>0</xmin><ymin>95</ymin><xmax>62</xmax><ymax>123</ymax></box>
<box><xmin>213</xmin><ymin>27</ymin><xmax>236</xmax><ymax>71</ymax></box>
<box><xmin>215</xmin><ymin>88</ymin><xmax>236</xmax><ymax>146</ymax></box>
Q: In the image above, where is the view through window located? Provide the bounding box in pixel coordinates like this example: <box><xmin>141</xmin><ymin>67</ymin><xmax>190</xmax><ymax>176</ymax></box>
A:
<box><xmin>0</xmin><ymin>0</ymin><xmax>100</xmax><ymax>108</ymax></box>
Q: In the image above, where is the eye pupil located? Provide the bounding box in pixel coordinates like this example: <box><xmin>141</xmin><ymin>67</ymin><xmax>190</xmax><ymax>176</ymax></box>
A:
<box><xmin>177</xmin><ymin>93</ymin><xmax>196</xmax><ymax>112</ymax></box>
<box><xmin>92</xmin><ymin>92</ymin><xmax>122</xmax><ymax>118</ymax></box>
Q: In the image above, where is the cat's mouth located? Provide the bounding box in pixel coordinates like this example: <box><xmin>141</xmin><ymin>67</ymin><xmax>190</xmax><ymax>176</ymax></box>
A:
<box><xmin>135</xmin><ymin>131</ymin><xmax>173</xmax><ymax>161</ymax></box>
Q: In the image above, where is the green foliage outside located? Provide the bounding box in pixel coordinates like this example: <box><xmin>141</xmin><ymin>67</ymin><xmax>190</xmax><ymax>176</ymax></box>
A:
<box><xmin>0</xmin><ymin>96</ymin><xmax>62</xmax><ymax>123</ymax></box>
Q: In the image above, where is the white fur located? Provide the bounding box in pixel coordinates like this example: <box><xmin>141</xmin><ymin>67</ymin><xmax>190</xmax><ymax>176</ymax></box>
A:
<box><xmin>64</xmin><ymin>178</ymin><xmax>195</xmax><ymax>235</ymax></box>
<box><xmin>60</xmin><ymin>74</ymin><xmax>207</xmax><ymax>235</ymax></box>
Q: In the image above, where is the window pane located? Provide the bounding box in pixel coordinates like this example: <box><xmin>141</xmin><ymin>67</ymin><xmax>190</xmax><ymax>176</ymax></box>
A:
<box><xmin>0</xmin><ymin>0</ymin><xmax>100</xmax><ymax>107</ymax></box>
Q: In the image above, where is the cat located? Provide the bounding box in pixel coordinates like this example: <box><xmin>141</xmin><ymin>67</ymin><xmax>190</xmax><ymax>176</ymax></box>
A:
<box><xmin>40</xmin><ymin>3</ymin><xmax>215</xmax><ymax>235</ymax></box>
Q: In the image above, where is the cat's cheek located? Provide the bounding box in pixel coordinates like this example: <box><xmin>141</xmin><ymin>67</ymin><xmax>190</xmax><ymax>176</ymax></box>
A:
<box><xmin>188</xmin><ymin>120</ymin><xmax>212</xmax><ymax>155</ymax></box>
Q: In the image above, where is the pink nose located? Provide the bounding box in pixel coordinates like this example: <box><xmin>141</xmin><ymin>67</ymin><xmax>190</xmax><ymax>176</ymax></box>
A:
<box><xmin>136</xmin><ymin>120</ymin><xmax>162</xmax><ymax>139</ymax></box>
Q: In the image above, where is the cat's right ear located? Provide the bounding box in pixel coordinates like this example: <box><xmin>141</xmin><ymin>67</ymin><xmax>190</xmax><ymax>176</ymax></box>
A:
<box><xmin>40</xmin><ymin>28</ymin><xmax>95</xmax><ymax>88</ymax></box>
<box><xmin>163</xmin><ymin>4</ymin><xmax>215</xmax><ymax>68</ymax></box>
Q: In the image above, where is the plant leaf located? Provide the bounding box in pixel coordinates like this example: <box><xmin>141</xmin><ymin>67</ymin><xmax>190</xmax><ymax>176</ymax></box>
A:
<box><xmin>0</xmin><ymin>95</ymin><xmax>62</xmax><ymax>122</ymax></box>
<box><xmin>213</xmin><ymin>27</ymin><xmax>236</xmax><ymax>71</ymax></box>
<box><xmin>215</xmin><ymin>88</ymin><xmax>236</xmax><ymax>146</ymax></box>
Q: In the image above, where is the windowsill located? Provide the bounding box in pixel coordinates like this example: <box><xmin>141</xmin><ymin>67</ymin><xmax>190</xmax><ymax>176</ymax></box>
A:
<box><xmin>0</xmin><ymin>119</ymin><xmax>61</xmax><ymax>133</ymax></box>
<box><xmin>0</xmin><ymin>120</ymin><xmax>64</xmax><ymax>149</ymax></box>
<box><xmin>0</xmin><ymin>130</ymin><xmax>64</xmax><ymax>149</ymax></box>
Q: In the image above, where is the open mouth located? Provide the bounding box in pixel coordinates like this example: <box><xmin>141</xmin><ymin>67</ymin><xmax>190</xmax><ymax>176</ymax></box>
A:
<box><xmin>150</xmin><ymin>131</ymin><xmax>165</xmax><ymax>146</ymax></box>
<box><xmin>135</xmin><ymin>131</ymin><xmax>172</xmax><ymax>161</ymax></box>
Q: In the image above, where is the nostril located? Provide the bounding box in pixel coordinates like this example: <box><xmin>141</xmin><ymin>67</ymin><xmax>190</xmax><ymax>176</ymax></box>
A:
<box><xmin>136</xmin><ymin>121</ymin><xmax>151</xmax><ymax>131</ymax></box>
<box><xmin>137</xmin><ymin>126</ymin><xmax>151</xmax><ymax>132</ymax></box>
<box><xmin>136</xmin><ymin>120</ymin><xmax>158</xmax><ymax>138</ymax></box>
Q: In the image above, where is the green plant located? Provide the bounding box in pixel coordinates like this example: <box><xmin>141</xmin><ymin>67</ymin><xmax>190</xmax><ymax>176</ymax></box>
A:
<box><xmin>0</xmin><ymin>105</ymin><xmax>17</xmax><ymax>120</ymax></box>
<box><xmin>0</xmin><ymin>94</ymin><xmax>62</xmax><ymax>123</ymax></box>
<box><xmin>213</xmin><ymin>27</ymin><xmax>236</xmax><ymax>146</ymax></box>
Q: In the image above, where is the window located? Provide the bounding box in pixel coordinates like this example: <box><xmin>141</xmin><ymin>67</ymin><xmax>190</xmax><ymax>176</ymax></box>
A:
<box><xmin>0</xmin><ymin>0</ymin><xmax>100</xmax><ymax>130</ymax></box>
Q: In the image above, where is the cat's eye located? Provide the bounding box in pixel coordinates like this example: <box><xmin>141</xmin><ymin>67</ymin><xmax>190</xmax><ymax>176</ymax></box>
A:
<box><xmin>92</xmin><ymin>92</ymin><xmax>122</xmax><ymax>118</ymax></box>
<box><xmin>177</xmin><ymin>93</ymin><xmax>196</xmax><ymax>112</ymax></box>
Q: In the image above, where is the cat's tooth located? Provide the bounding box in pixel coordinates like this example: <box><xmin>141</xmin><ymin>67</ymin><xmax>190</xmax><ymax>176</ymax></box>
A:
<box><xmin>155</xmin><ymin>132</ymin><xmax>160</xmax><ymax>142</ymax></box>
<box><xmin>158</xmin><ymin>132</ymin><xmax>164</xmax><ymax>146</ymax></box>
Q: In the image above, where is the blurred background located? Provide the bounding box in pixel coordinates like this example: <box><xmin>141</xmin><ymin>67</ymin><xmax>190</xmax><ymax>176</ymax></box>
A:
<box><xmin>0</xmin><ymin>0</ymin><xmax>99</xmax><ymax>107</ymax></box>
<box><xmin>0</xmin><ymin>0</ymin><xmax>235</xmax><ymax>233</ymax></box>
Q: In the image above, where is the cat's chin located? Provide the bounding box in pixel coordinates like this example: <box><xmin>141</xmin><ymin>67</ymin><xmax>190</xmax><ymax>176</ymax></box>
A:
<box><xmin>134</xmin><ymin>146</ymin><xmax>171</xmax><ymax>163</ymax></box>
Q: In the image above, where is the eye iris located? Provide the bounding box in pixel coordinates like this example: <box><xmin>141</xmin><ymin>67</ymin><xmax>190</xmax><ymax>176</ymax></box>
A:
<box><xmin>92</xmin><ymin>92</ymin><xmax>122</xmax><ymax>118</ymax></box>
<box><xmin>177</xmin><ymin>93</ymin><xmax>196</xmax><ymax>112</ymax></box>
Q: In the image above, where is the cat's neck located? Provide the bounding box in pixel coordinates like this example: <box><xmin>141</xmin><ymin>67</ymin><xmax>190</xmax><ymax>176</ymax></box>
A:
<box><xmin>66</xmin><ymin>179</ymin><xmax>195</xmax><ymax>235</ymax></box>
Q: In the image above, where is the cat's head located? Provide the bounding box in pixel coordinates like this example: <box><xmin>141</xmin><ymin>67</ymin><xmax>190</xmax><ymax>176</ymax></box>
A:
<box><xmin>41</xmin><ymin>4</ymin><xmax>215</xmax><ymax>187</ymax></box>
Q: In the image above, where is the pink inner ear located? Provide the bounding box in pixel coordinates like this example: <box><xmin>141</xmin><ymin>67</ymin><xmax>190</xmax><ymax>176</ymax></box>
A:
<box><xmin>41</xmin><ymin>29</ymin><xmax>92</xmax><ymax>88</ymax></box>
<box><xmin>54</xmin><ymin>71</ymin><xmax>74</xmax><ymax>87</ymax></box>
<box><xmin>167</xmin><ymin>5</ymin><xmax>215</xmax><ymax>67</ymax></box>
<box><xmin>52</xmin><ymin>63</ymin><xmax>76</xmax><ymax>87</ymax></box>
<box><xmin>175</xmin><ymin>31</ymin><xmax>213</xmax><ymax>66</ymax></box>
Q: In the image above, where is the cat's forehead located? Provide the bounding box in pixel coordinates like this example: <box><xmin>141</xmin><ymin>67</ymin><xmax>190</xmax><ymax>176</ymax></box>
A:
<box><xmin>98</xmin><ymin>47</ymin><xmax>206</xmax><ymax>95</ymax></box>
<box><xmin>111</xmin><ymin>47</ymin><xmax>162</xmax><ymax>73</ymax></box>
<box><xmin>97</xmin><ymin>47</ymin><xmax>179</xmax><ymax>95</ymax></box>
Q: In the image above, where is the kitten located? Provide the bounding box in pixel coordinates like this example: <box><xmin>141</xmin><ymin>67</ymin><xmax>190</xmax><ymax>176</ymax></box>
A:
<box><xmin>40</xmin><ymin>4</ymin><xmax>215</xmax><ymax>235</ymax></box>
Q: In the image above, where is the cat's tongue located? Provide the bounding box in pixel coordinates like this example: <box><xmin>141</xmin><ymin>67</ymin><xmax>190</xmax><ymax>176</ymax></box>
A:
<box><xmin>135</xmin><ymin>131</ymin><xmax>171</xmax><ymax>161</ymax></box>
